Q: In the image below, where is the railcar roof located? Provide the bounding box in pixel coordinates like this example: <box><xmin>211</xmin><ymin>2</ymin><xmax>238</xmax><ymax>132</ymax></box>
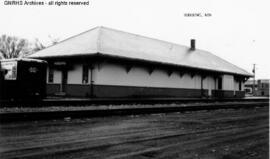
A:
<box><xmin>0</xmin><ymin>58</ymin><xmax>47</xmax><ymax>63</ymax></box>
<box><xmin>28</xmin><ymin>26</ymin><xmax>252</xmax><ymax>77</ymax></box>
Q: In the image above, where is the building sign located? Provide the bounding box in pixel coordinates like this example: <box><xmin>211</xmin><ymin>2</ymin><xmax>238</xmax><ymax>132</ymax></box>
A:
<box><xmin>54</xmin><ymin>61</ymin><xmax>66</xmax><ymax>66</ymax></box>
<box><xmin>1</xmin><ymin>61</ymin><xmax>17</xmax><ymax>80</ymax></box>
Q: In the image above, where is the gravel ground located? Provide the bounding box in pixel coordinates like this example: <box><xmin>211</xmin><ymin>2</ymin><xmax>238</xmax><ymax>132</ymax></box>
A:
<box><xmin>0</xmin><ymin>106</ymin><xmax>268</xmax><ymax>159</ymax></box>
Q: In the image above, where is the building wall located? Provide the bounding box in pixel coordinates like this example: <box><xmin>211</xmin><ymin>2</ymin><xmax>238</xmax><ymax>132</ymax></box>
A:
<box><xmin>257</xmin><ymin>80</ymin><xmax>269</xmax><ymax>96</ymax></box>
<box><xmin>244</xmin><ymin>80</ymin><xmax>269</xmax><ymax>96</ymax></box>
<box><xmin>222</xmin><ymin>74</ymin><xmax>234</xmax><ymax>90</ymax></box>
<box><xmin>67</xmin><ymin>64</ymin><xmax>82</xmax><ymax>84</ymax></box>
<box><xmin>202</xmin><ymin>76</ymin><xmax>216</xmax><ymax>96</ymax></box>
<box><xmin>45</xmin><ymin>61</ymin><xmax>245</xmax><ymax>98</ymax></box>
<box><xmin>94</xmin><ymin>62</ymin><xmax>204</xmax><ymax>89</ymax></box>
<box><xmin>93</xmin><ymin>85</ymin><xmax>207</xmax><ymax>98</ymax></box>
<box><xmin>234</xmin><ymin>80</ymin><xmax>239</xmax><ymax>92</ymax></box>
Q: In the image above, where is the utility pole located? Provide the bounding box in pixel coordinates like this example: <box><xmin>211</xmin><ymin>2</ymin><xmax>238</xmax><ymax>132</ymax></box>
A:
<box><xmin>252</xmin><ymin>64</ymin><xmax>256</xmax><ymax>96</ymax></box>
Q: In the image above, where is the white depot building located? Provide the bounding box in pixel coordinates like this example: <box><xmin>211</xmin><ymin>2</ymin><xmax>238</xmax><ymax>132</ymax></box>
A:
<box><xmin>28</xmin><ymin>26</ymin><xmax>252</xmax><ymax>98</ymax></box>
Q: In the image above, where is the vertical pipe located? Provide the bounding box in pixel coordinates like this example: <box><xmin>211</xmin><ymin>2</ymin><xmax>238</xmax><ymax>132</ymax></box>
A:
<box><xmin>60</xmin><ymin>70</ymin><xmax>63</xmax><ymax>93</ymax></box>
<box><xmin>190</xmin><ymin>39</ymin><xmax>196</xmax><ymax>50</ymax></box>
<box><xmin>201</xmin><ymin>76</ymin><xmax>203</xmax><ymax>97</ymax></box>
<box><xmin>253</xmin><ymin>64</ymin><xmax>256</xmax><ymax>96</ymax></box>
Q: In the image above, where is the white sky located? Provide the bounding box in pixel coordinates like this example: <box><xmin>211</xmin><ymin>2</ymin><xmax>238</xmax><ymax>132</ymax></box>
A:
<box><xmin>0</xmin><ymin>0</ymin><xmax>269</xmax><ymax>79</ymax></box>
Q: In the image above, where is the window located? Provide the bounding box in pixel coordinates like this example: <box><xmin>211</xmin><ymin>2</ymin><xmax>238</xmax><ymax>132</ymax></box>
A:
<box><xmin>48</xmin><ymin>67</ymin><xmax>54</xmax><ymax>83</ymax></box>
<box><xmin>82</xmin><ymin>65</ymin><xmax>89</xmax><ymax>84</ymax></box>
<box><xmin>1</xmin><ymin>61</ymin><xmax>17</xmax><ymax>80</ymax></box>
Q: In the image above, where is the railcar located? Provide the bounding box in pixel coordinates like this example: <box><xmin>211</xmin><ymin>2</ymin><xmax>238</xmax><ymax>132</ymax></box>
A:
<box><xmin>0</xmin><ymin>58</ymin><xmax>47</xmax><ymax>101</ymax></box>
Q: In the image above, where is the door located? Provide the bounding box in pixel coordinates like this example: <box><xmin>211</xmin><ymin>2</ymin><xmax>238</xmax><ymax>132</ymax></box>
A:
<box><xmin>60</xmin><ymin>69</ymin><xmax>67</xmax><ymax>93</ymax></box>
<box><xmin>218</xmin><ymin>77</ymin><xmax>222</xmax><ymax>90</ymax></box>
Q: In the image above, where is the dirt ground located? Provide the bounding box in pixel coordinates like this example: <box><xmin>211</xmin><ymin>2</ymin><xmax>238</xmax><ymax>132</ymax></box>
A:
<box><xmin>0</xmin><ymin>106</ymin><xmax>269</xmax><ymax>159</ymax></box>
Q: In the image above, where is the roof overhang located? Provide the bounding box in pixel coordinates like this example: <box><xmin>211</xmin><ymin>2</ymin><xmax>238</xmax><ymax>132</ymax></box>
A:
<box><xmin>29</xmin><ymin>53</ymin><xmax>253</xmax><ymax>78</ymax></box>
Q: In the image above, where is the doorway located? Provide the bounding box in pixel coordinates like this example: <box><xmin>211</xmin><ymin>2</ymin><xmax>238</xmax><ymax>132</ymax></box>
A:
<box><xmin>218</xmin><ymin>77</ymin><xmax>222</xmax><ymax>90</ymax></box>
<box><xmin>60</xmin><ymin>69</ymin><xmax>67</xmax><ymax>93</ymax></box>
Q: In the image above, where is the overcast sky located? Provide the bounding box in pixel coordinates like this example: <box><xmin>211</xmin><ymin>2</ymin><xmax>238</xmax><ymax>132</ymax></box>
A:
<box><xmin>0</xmin><ymin>0</ymin><xmax>269</xmax><ymax>79</ymax></box>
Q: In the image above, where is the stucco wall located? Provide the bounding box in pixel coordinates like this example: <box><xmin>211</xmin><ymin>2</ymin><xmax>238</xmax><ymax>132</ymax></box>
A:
<box><xmin>68</xmin><ymin>64</ymin><xmax>82</xmax><ymax>84</ymax></box>
<box><xmin>203</xmin><ymin>76</ymin><xmax>215</xmax><ymax>96</ymax></box>
<box><xmin>46</xmin><ymin>62</ymin><xmax>217</xmax><ymax>93</ymax></box>
<box><xmin>94</xmin><ymin>63</ymin><xmax>207</xmax><ymax>89</ymax></box>
<box><xmin>234</xmin><ymin>80</ymin><xmax>239</xmax><ymax>91</ymax></box>
<box><xmin>44</xmin><ymin>62</ymin><xmax>247</xmax><ymax>98</ymax></box>
<box><xmin>222</xmin><ymin>74</ymin><xmax>234</xmax><ymax>90</ymax></box>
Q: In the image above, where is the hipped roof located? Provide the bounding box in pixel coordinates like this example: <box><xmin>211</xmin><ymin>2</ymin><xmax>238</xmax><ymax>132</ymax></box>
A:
<box><xmin>28</xmin><ymin>26</ymin><xmax>252</xmax><ymax>77</ymax></box>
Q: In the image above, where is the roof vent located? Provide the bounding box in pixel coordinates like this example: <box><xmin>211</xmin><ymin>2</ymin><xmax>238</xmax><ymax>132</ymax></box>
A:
<box><xmin>190</xmin><ymin>39</ymin><xmax>195</xmax><ymax>50</ymax></box>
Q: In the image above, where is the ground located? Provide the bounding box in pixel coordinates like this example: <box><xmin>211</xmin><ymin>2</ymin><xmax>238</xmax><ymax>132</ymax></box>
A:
<box><xmin>0</xmin><ymin>106</ymin><xmax>269</xmax><ymax>159</ymax></box>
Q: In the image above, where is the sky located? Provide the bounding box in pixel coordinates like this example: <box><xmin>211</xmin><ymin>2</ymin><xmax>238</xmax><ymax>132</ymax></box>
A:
<box><xmin>0</xmin><ymin>0</ymin><xmax>269</xmax><ymax>79</ymax></box>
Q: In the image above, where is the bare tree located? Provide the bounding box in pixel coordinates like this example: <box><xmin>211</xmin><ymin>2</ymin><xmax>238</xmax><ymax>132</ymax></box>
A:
<box><xmin>0</xmin><ymin>35</ymin><xmax>30</xmax><ymax>59</ymax></box>
<box><xmin>30</xmin><ymin>36</ymin><xmax>59</xmax><ymax>54</ymax></box>
<box><xmin>48</xmin><ymin>35</ymin><xmax>60</xmax><ymax>45</ymax></box>
<box><xmin>0</xmin><ymin>35</ymin><xmax>61</xmax><ymax>59</ymax></box>
<box><xmin>32</xmin><ymin>38</ymin><xmax>46</xmax><ymax>52</ymax></box>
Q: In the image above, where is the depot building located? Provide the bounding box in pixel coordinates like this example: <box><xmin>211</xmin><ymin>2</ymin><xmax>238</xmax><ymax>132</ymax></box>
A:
<box><xmin>28</xmin><ymin>26</ymin><xmax>252</xmax><ymax>98</ymax></box>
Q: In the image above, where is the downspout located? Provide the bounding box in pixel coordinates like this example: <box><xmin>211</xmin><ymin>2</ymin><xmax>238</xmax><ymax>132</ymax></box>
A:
<box><xmin>89</xmin><ymin>27</ymin><xmax>101</xmax><ymax>98</ymax></box>
<box><xmin>201</xmin><ymin>76</ymin><xmax>204</xmax><ymax>98</ymax></box>
<box><xmin>214</xmin><ymin>77</ymin><xmax>217</xmax><ymax>98</ymax></box>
